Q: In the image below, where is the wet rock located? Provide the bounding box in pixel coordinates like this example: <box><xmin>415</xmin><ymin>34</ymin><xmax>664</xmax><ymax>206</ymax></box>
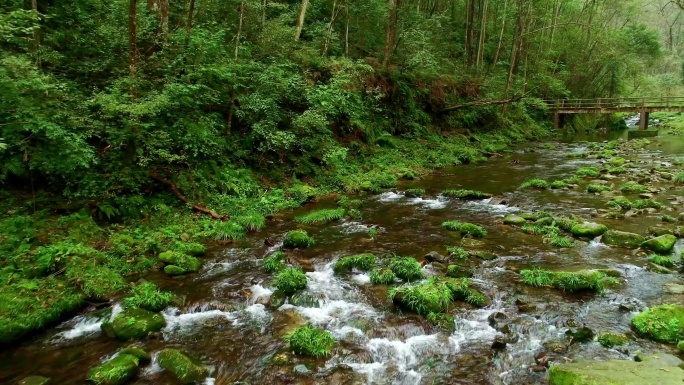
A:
<box><xmin>290</xmin><ymin>293</ymin><xmax>320</xmax><ymax>308</ymax></box>
<box><xmin>158</xmin><ymin>349</ymin><xmax>209</xmax><ymax>384</ymax></box>
<box><xmin>159</xmin><ymin>251</ymin><xmax>201</xmax><ymax>275</ymax></box>
<box><xmin>602</xmin><ymin>230</ymin><xmax>644</xmax><ymax>249</ymax></box>
<box><xmin>446</xmin><ymin>264</ymin><xmax>473</xmax><ymax>278</ymax></box>
<box><xmin>549</xmin><ymin>355</ymin><xmax>684</xmax><ymax>385</ymax></box>
<box><xmin>618</xmin><ymin>298</ymin><xmax>645</xmax><ymax>312</ymax></box>
<box><xmin>597</xmin><ymin>332</ymin><xmax>629</xmax><ymax>348</ymax></box>
<box><xmin>530</xmin><ymin>365</ymin><xmax>547</xmax><ymax>373</ymax></box>
<box><xmin>488</xmin><ymin>312</ymin><xmax>507</xmax><ymax>328</ymax></box>
<box><xmin>516</xmin><ymin>298</ymin><xmax>537</xmax><ymax>313</ymax></box>
<box><xmin>641</xmin><ymin>234</ymin><xmax>677</xmax><ymax>254</ymax></box>
<box><xmin>664</xmin><ymin>283</ymin><xmax>684</xmax><ymax>294</ymax></box>
<box><xmin>631</xmin><ymin>305</ymin><xmax>684</xmax><ymax>343</ymax></box>
<box><xmin>324</xmin><ymin>364</ymin><xmax>366</xmax><ymax>385</ymax></box>
<box><xmin>535</xmin><ymin>351</ymin><xmax>552</xmax><ymax>367</ymax></box>
<box><xmin>570</xmin><ymin>222</ymin><xmax>608</xmax><ymax>238</ymax></box>
<box><xmin>424</xmin><ymin>251</ymin><xmax>448</xmax><ymax>264</ymax></box>
<box><xmin>461</xmin><ymin>238</ymin><xmax>486</xmax><ymax>248</ymax></box>
<box><xmin>20</xmin><ymin>377</ymin><xmax>50</xmax><ymax>385</ymax></box>
<box><xmin>565</xmin><ymin>327</ymin><xmax>594</xmax><ymax>343</ymax></box>
<box><xmin>543</xmin><ymin>341</ymin><xmax>568</xmax><ymax>354</ymax></box>
<box><xmin>491</xmin><ymin>335</ymin><xmax>507</xmax><ymax>350</ymax></box>
<box><xmin>101</xmin><ymin>308</ymin><xmax>166</xmax><ymax>340</ymax></box>
<box><xmin>534</xmin><ymin>217</ymin><xmax>555</xmax><ymax>226</ymax></box>
<box><xmin>595</xmin><ymin>269</ymin><xmax>622</xmax><ymax>278</ymax></box>
<box><xmin>472</xmin><ymin>250</ymin><xmax>497</xmax><ymax>260</ymax></box>
<box><xmin>647</xmin><ymin>226</ymin><xmax>674</xmax><ymax>236</ymax></box>
<box><xmin>86</xmin><ymin>353</ymin><xmax>139</xmax><ymax>385</ymax></box>
<box><xmin>268</xmin><ymin>290</ymin><xmax>287</xmax><ymax>309</ymax></box>
<box><xmin>293</xmin><ymin>364</ymin><xmax>311</xmax><ymax>375</ymax></box>
<box><xmin>639</xmin><ymin>193</ymin><xmax>653</xmax><ymax>199</ymax></box>
<box><xmin>504</xmin><ymin>214</ymin><xmax>527</xmax><ymax>226</ymax></box>
<box><xmin>521</xmin><ymin>213</ymin><xmax>539</xmax><ymax>221</ymax></box>
<box><xmin>120</xmin><ymin>346</ymin><xmax>151</xmax><ymax>364</ymax></box>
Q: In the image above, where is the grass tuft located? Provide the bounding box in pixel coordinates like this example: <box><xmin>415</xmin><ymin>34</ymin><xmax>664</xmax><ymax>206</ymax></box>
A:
<box><xmin>520</xmin><ymin>269</ymin><xmax>618</xmax><ymax>293</ymax></box>
<box><xmin>333</xmin><ymin>254</ymin><xmax>376</xmax><ymax>273</ymax></box>
<box><xmin>575</xmin><ymin>167</ymin><xmax>601</xmax><ymax>178</ymax></box>
<box><xmin>295</xmin><ymin>208</ymin><xmax>345</xmax><ymax>225</ymax></box>
<box><xmin>619</xmin><ymin>181</ymin><xmax>647</xmax><ymax>193</ymax></box>
<box><xmin>520</xmin><ymin>179</ymin><xmax>549</xmax><ymax>189</ymax></box>
<box><xmin>263</xmin><ymin>251</ymin><xmax>287</xmax><ymax>273</ymax></box>
<box><xmin>123</xmin><ymin>282</ymin><xmax>173</xmax><ymax>312</ymax></box>
<box><xmin>441</xmin><ymin>220</ymin><xmax>463</xmax><ymax>231</ymax></box>
<box><xmin>274</xmin><ymin>267</ymin><xmax>307</xmax><ymax>295</ymax></box>
<box><xmin>648</xmin><ymin>254</ymin><xmax>675</xmax><ymax>268</ymax></box>
<box><xmin>586</xmin><ymin>183</ymin><xmax>610</xmax><ymax>193</ymax></box>
<box><xmin>389</xmin><ymin>256</ymin><xmax>424</xmax><ymax>282</ymax></box>
<box><xmin>369</xmin><ymin>268</ymin><xmax>397</xmax><ymax>284</ymax></box>
<box><xmin>283</xmin><ymin>230</ymin><xmax>315</xmax><ymax>249</ymax></box>
<box><xmin>284</xmin><ymin>324</ymin><xmax>336</xmax><ymax>357</ymax></box>
<box><xmin>459</xmin><ymin>223</ymin><xmax>487</xmax><ymax>238</ymax></box>
<box><xmin>446</xmin><ymin>246</ymin><xmax>469</xmax><ymax>260</ymax></box>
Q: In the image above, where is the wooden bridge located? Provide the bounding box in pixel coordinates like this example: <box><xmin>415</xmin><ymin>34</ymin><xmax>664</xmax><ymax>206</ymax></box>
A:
<box><xmin>544</xmin><ymin>96</ymin><xmax>684</xmax><ymax>129</ymax></box>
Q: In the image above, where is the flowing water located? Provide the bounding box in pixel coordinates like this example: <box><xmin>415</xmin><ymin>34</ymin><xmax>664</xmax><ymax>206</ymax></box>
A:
<box><xmin>2</xmin><ymin>128</ymin><xmax>684</xmax><ymax>385</ymax></box>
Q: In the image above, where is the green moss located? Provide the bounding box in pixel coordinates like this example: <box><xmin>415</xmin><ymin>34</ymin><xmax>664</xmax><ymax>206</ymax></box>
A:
<box><xmin>632</xmin><ymin>199</ymin><xmax>662</xmax><ymax>209</ymax></box>
<box><xmin>163</xmin><ymin>265</ymin><xmax>187</xmax><ymax>276</ymax></box>
<box><xmin>441</xmin><ymin>220</ymin><xmax>463</xmax><ymax>231</ymax></box>
<box><xmin>606</xmin><ymin>166</ymin><xmax>627</xmax><ymax>174</ymax></box>
<box><xmin>295</xmin><ymin>208</ymin><xmax>345</xmax><ymax>225</ymax></box>
<box><xmin>119</xmin><ymin>346</ymin><xmax>151</xmax><ymax>363</ymax></box>
<box><xmin>586</xmin><ymin>183</ymin><xmax>610</xmax><ymax>193</ymax></box>
<box><xmin>547</xmin><ymin>235</ymin><xmax>574</xmax><ymax>248</ymax></box>
<box><xmin>570</xmin><ymin>222</ymin><xmax>608</xmax><ymax>238</ymax></box>
<box><xmin>158</xmin><ymin>349</ymin><xmax>209</xmax><ymax>384</ymax></box>
<box><xmin>550</xmin><ymin>180</ymin><xmax>569</xmax><ymax>189</ymax></box>
<box><xmin>169</xmin><ymin>241</ymin><xmax>206</xmax><ymax>256</ymax></box>
<box><xmin>389</xmin><ymin>256</ymin><xmax>424</xmax><ymax>282</ymax></box>
<box><xmin>576</xmin><ymin>167</ymin><xmax>601</xmax><ymax>178</ymax></box>
<box><xmin>554</xmin><ymin>217</ymin><xmax>580</xmax><ymax>232</ymax></box>
<box><xmin>602</xmin><ymin>230</ymin><xmax>644</xmax><ymax>249</ymax></box>
<box><xmin>158</xmin><ymin>251</ymin><xmax>201</xmax><ymax>273</ymax></box>
<box><xmin>284</xmin><ymin>324</ymin><xmax>336</xmax><ymax>357</ymax></box>
<box><xmin>263</xmin><ymin>251</ymin><xmax>287</xmax><ymax>274</ymax></box>
<box><xmin>549</xmin><ymin>355</ymin><xmax>684</xmax><ymax>385</ymax></box>
<box><xmin>606</xmin><ymin>196</ymin><xmax>632</xmax><ymax>210</ymax></box>
<box><xmin>65</xmin><ymin>258</ymin><xmax>127</xmax><ymax>300</ymax></box>
<box><xmin>631</xmin><ymin>304</ymin><xmax>684</xmax><ymax>343</ymax></box>
<box><xmin>641</xmin><ymin>234</ymin><xmax>677</xmax><ymax>254</ymax></box>
<box><xmin>283</xmin><ymin>230</ymin><xmax>315</xmax><ymax>249</ymax></box>
<box><xmin>661</xmin><ymin>214</ymin><xmax>677</xmax><ymax>223</ymax></box>
<box><xmin>597</xmin><ymin>332</ymin><xmax>629</xmax><ymax>348</ymax></box>
<box><xmin>674</xmin><ymin>172</ymin><xmax>684</xmax><ymax>184</ymax></box>
<box><xmin>678</xmin><ymin>340</ymin><xmax>684</xmax><ymax>352</ymax></box>
<box><xmin>648</xmin><ymin>254</ymin><xmax>675</xmax><ymax>267</ymax></box>
<box><xmin>459</xmin><ymin>223</ymin><xmax>487</xmax><ymax>238</ymax></box>
<box><xmin>122</xmin><ymin>282</ymin><xmax>173</xmax><ymax>312</ymax></box>
<box><xmin>369</xmin><ymin>268</ymin><xmax>396</xmax><ymax>284</ymax></box>
<box><xmin>608</xmin><ymin>157</ymin><xmax>626</xmax><ymax>166</ymax></box>
<box><xmin>390</xmin><ymin>279</ymin><xmax>453</xmax><ymax>315</ymax></box>
<box><xmin>442</xmin><ymin>189</ymin><xmax>491</xmax><ymax>199</ymax></box>
<box><xmin>101</xmin><ymin>308</ymin><xmax>166</xmax><ymax>340</ymax></box>
<box><xmin>446</xmin><ymin>246</ymin><xmax>469</xmax><ymax>260</ymax></box>
<box><xmin>442</xmin><ymin>277</ymin><xmax>488</xmax><ymax>307</ymax></box>
<box><xmin>274</xmin><ymin>267</ymin><xmax>307</xmax><ymax>295</ymax></box>
<box><xmin>520</xmin><ymin>179</ymin><xmax>549</xmax><ymax>189</ymax></box>
<box><xmin>619</xmin><ymin>181</ymin><xmax>647</xmax><ymax>193</ymax></box>
<box><xmin>446</xmin><ymin>264</ymin><xmax>473</xmax><ymax>278</ymax></box>
<box><xmin>404</xmin><ymin>189</ymin><xmax>426</xmax><ymax>198</ymax></box>
<box><xmin>333</xmin><ymin>254</ymin><xmax>376</xmax><ymax>273</ymax></box>
<box><xmin>520</xmin><ymin>269</ymin><xmax>618</xmax><ymax>293</ymax></box>
<box><xmin>86</xmin><ymin>353</ymin><xmax>139</xmax><ymax>385</ymax></box>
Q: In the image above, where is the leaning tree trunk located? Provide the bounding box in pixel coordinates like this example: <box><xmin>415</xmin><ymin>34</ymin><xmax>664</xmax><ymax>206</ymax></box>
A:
<box><xmin>294</xmin><ymin>0</ymin><xmax>310</xmax><ymax>41</ymax></box>
<box><xmin>382</xmin><ymin>0</ymin><xmax>398</xmax><ymax>68</ymax></box>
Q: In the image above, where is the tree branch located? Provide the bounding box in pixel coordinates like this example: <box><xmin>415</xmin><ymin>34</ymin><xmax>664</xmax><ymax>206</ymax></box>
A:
<box><xmin>149</xmin><ymin>171</ymin><xmax>228</xmax><ymax>220</ymax></box>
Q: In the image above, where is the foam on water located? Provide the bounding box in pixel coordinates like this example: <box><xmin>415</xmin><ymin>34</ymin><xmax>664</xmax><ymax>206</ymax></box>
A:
<box><xmin>352</xmin><ymin>273</ymin><xmax>371</xmax><ymax>285</ymax></box>
<box><xmin>462</xmin><ymin>198</ymin><xmax>519</xmax><ymax>214</ymax></box>
<box><xmin>339</xmin><ymin>221</ymin><xmax>370</xmax><ymax>234</ymax></box>
<box><xmin>376</xmin><ymin>191</ymin><xmax>449</xmax><ymax>209</ymax></box>
<box><xmin>377</xmin><ymin>192</ymin><xmax>404</xmax><ymax>202</ymax></box>
<box><xmin>53</xmin><ymin>316</ymin><xmax>104</xmax><ymax>341</ymax></box>
<box><xmin>201</xmin><ymin>261</ymin><xmax>237</xmax><ymax>277</ymax></box>
<box><xmin>249</xmin><ymin>284</ymin><xmax>273</xmax><ymax>304</ymax></box>
<box><xmin>163</xmin><ymin>307</ymin><xmax>237</xmax><ymax>334</ymax></box>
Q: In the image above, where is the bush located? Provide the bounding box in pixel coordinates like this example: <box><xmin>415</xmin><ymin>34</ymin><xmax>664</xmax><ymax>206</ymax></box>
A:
<box><xmin>520</xmin><ymin>269</ymin><xmax>618</xmax><ymax>293</ymax></box>
<box><xmin>390</xmin><ymin>279</ymin><xmax>453</xmax><ymax>315</ymax></box>
<box><xmin>459</xmin><ymin>223</ymin><xmax>487</xmax><ymax>238</ymax></box>
<box><xmin>441</xmin><ymin>220</ymin><xmax>463</xmax><ymax>231</ymax></box>
<box><xmin>631</xmin><ymin>304</ymin><xmax>684</xmax><ymax>343</ymax></box>
<box><xmin>586</xmin><ymin>183</ymin><xmax>610</xmax><ymax>193</ymax></box>
<box><xmin>274</xmin><ymin>267</ymin><xmax>307</xmax><ymax>295</ymax></box>
<box><xmin>333</xmin><ymin>254</ymin><xmax>376</xmax><ymax>273</ymax></box>
<box><xmin>369</xmin><ymin>268</ymin><xmax>396</xmax><ymax>284</ymax></box>
<box><xmin>295</xmin><ymin>208</ymin><xmax>345</xmax><ymax>225</ymax></box>
<box><xmin>575</xmin><ymin>167</ymin><xmax>601</xmax><ymax>178</ymax></box>
<box><xmin>648</xmin><ymin>254</ymin><xmax>675</xmax><ymax>267</ymax></box>
<box><xmin>283</xmin><ymin>230</ymin><xmax>314</xmax><ymax>249</ymax></box>
<box><xmin>632</xmin><ymin>199</ymin><xmax>662</xmax><ymax>209</ymax></box>
<box><xmin>284</xmin><ymin>324</ymin><xmax>336</xmax><ymax>357</ymax></box>
<box><xmin>619</xmin><ymin>182</ymin><xmax>647</xmax><ymax>193</ymax></box>
<box><xmin>446</xmin><ymin>246</ymin><xmax>469</xmax><ymax>260</ymax></box>
<box><xmin>520</xmin><ymin>179</ymin><xmax>549</xmax><ymax>189</ymax></box>
<box><xmin>389</xmin><ymin>256</ymin><xmax>424</xmax><ymax>282</ymax></box>
<box><xmin>263</xmin><ymin>251</ymin><xmax>287</xmax><ymax>273</ymax></box>
<box><xmin>123</xmin><ymin>282</ymin><xmax>173</xmax><ymax>312</ymax></box>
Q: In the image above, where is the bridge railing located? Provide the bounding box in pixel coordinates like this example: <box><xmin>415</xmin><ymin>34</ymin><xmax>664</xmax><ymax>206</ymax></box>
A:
<box><xmin>544</xmin><ymin>96</ymin><xmax>684</xmax><ymax>110</ymax></box>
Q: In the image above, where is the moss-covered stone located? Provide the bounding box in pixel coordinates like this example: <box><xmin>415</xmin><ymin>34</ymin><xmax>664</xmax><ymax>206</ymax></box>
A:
<box><xmin>158</xmin><ymin>251</ymin><xmax>201</xmax><ymax>273</ymax></box>
<box><xmin>20</xmin><ymin>377</ymin><xmax>50</xmax><ymax>385</ymax></box>
<box><xmin>86</xmin><ymin>353</ymin><xmax>139</xmax><ymax>385</ymax></box>
<box><xmin>504</xmin><ymin>215</ymin><xmax>527</xmax><ymax>225</ymax></box>
<box><xmin>571</xmin><ymin>222</ymin><xmax>608</xmax><ymax>238</ymax></box>
<box><xmin>678</xmin><ymin>340</ymin><xmax>684</xmax><ymax>353</ymax></box>
<box><xmin>596</xmin><ymin>332</ymin><xmax>629</xmax><ymax>348</ymax></box>
<box><xmin>549</xmin><ymin>354</ymin><xmax>684</xmax><ymax>385</ymax></box>
<box><xmin>601</xmin><ymin>230</ymin><xmax>644</xmax><ymax>249</ymax></box>
<box><xmin>631</xmin><ymin>304</ymin><xmax>684</xmax><ymax>343</ymax></box>
<box><xmin>640</xmin><ymin>234</ymin><xmax>677</xmax><ymax>254</ymax></box>
<box><xmin>157</xmin><ymin>349</ymin><xmax>209</xmax><ymax>384</ymax></box>
<box><xmin>163</xmin><ymin>265</ymin><xmax>188</xmax><ymax>276</ymax></box>
<box><xmin>119</xmin><ymin>346</ymin><xmax>151</xmax><ymax>364</ymax></box>
<box><xmin>283</xmin><ymin>230</ymin><xmax>314</xmax><ymax>249</ymax></box>
<box><xmin>101</xmin><ymin>308</ymin><xmax>166</xmax><ymax>340</ymax></box>
<box><xmin>391</xmin><ymin>279</ymin><xmax>452</xmax><ymax>315</ymax></box>
<box><xmin>446</xmin><ymin>265</ymin><xmax>473</xmax><ymax>278</ymax></box>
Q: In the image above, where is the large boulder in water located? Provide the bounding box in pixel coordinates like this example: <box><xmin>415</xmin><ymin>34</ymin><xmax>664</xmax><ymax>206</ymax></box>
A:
<box><xmin>158</xmin><ymin>349</ymin><xmax>209</xmax><ymax>384</ymax></box>
<box><xmin>640</xmin><ymin>234</ymin><xmax>677</xmax><ymax>254</ymax></box>
<box><xmin>101</xmin><ymin>308</ymin><xmax>165</xmax><ymax>340</ymax></box>
<box><xmin>571</xmin><ymin>222</ymin><xmax>608</xmax><ymax>238</ymax></box>
<box><xmin>631</xmin><ymin>304</ymin><xmax>684</xmax><ymax>343</ymax></box>
<box><xmin>549</xmin><ymin>354</ymin><xmax>684</xmax><ymax>385</ymax></box>
<box><xmin>602</xmin><ymin>230</ymin><xmax>644</xmax><ymax>249</ymax></box>
<box><xmin>86</xmin><ymin>353</ymin><xmax>140</xmax><ymax>385</ymax></box>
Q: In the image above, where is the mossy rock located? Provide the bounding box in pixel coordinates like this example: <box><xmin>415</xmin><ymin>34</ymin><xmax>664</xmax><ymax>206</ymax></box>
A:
<box><xmin>596</xmin><ymin>332</ymin><xmax>629</xmax><ymax>348</ymax></box>
<box><xmin>446</xmin><ymin>265</ymin><xmax>473</xmax><ymax>278</ymax></box>
<box><xmin>283</xmin><ymin>230</ymin><xmax>314</xmax><ymax>249</ymax></box>
<box><xmin>640</xmin><ymin>234</ymin><xmax>677</xmax><ymax>254</ymax></box>
<box><xmin>390</xmin><ymin>280</ymin><xmax>453</xmax><ymax>315</ymax></box>
<box><xmin>549</xmin><ymin>355</ymin><xmax>684</xmax><ymax>385</ymax></box>
<box><xmin>678</xmin><ymin>340</ymin><xmax>684</xmax><ymax>353</ymax></box>
<box><xmin>570</xmin><ymin>222</ymin><xmax>608</xmax><ymax>238</ymax></box>
<box><xmin>170</xmin><ymin>241</ymin><xmax>206</xmax><ymax>256</ymax></box>
<box><xmin>101</xmin><ymin>308</ymin><xmax>166</xmax><ymax>340</ymax></box>
<box><xmin>120</xmin><ymin>346</ymin><xmax>151</xmax><ymax>364</ymax></box>
<box><xmin>164</xmin><ymin>265</ymin><xmax>189</xmax><ymax>276</ymax></box>
<box><xmin>503</xmin><ymin>215</ymin><xmax>527</xmax><ymax>226</ymax></box>
<box><xmin>630</xmin><ymin>304</ymin><xmax>684</xmax><ymax>343</ymax></box>
<box><xmin>267</xmin><ymin>290</ymin><xmax>287</xmax><ymax>309</ymax></box>
<box><xmin>601</xmin><ymin>230</ymin><xmax>644</xmax><ymax>249</ymax></box>
<box><xmin>86</xmin><ymin>353</ymin><xmax>139</xmax><ymax>385</ymax></box>
<box><xmin>20</xmin><ymin>377</ymin><xmax>50</xmax><ymax>385</ymax></box>
<box><xmin>158</xmin><ymin>251</ymin><xmax>201</xmax><ymax>273</ymax></box>
<box><xmin>158</xmin><ymin>349</ymin><xmax>209</xmax><ymax>384</ymax></box>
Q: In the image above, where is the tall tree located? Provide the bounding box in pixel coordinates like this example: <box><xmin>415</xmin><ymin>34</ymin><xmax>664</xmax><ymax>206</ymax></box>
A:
<box><xmin>383</xmin><ymin>0</ymin><xmax>399</xmax><ymax>67</ymax></box>
<box><xmin>129</xmin><ymin>0</ymin><xmax>138</xmax><ymax>77</ymax></box>
<box><xmin>294</xmin><ymin>0</ymin><xmax>310</xmax><ymax>41</ymax></box>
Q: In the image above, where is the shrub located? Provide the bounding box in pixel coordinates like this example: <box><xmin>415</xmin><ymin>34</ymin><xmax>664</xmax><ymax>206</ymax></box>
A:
<box><xmin>389</xmin><ymin>256</ymin><xmax>424</xmax><ymax>282</ymax></box>
<box><xmin>648</xmin><ymin>254</ymin><xmax>675</xmax><ymax>268</ymax></box>
<box><xmin>283</xmin><ymin>230</ymin><xmax>314</xmax><ymax>249</ymax></box>
<box><xmin>520</xmin><ymin>179</ymin><xmax>549</xmax><ymax>189</ymax></box>
<box><xmin>459</xmin><ymin>223</ymin><xmax>487</xmax><ymax>238</ymax></box>
<box><xmin>263</xmin><ymin>251</ymin><xmax>287</xmax><ymax>273</ymax></box>
<box><xmin>390</xmin><ymin>279</ymin><xmax>453</xmax><ymax>315</ymax></box>
<box><xmin>295</xmin><ymin>208</ymin><xmax>345</xmax><ymax>225</ymax></box>
<box><xmin>123</xmin><ymin>282</ymin><xmax>173</xmax><ymax>312</ymax></box>
<box><xmin>632</xmin><ymin>199</ymin><xmax>662</xmax><ymax>209</ymax></box>
<box><xmin>284</xmin><ymin>324</ymin><xmax>336</xmax><ymax>357</ymax></box>
<box><xmin>674</xmin><ymin>172</ymin><xmax>684</xmax><ymax>184</ymax></box>
<box><xmin>520</xmin><ymin>269</ymin><xmax>618</xmax><ymax>293</ymax></box>
<box><xmin>575</xmin><ymin>167</ymin><xmax>600</xmax><ymax>178</ymax></box>
<box><xmin>547</xmin><ymin>235</ymin><xmax>574</xmax><ymax>248</ymax></box>
<box><xmin>442</xmin><ymin>220</ymin><xmax>463</xmax><ymax>231</ymax></box>
<box><xmin>274</xmin><ymin>268</ymin><xmax>307</xmax><ymax>295</ymax></box>
<box><xmin>586</xmin><ymin>184</ymin><xmax>610</xmax><ymax>193</ymax></box>
<box><xmin>619</xmin><ymin>182</ymin><xmax>647</xmax><ymax>193</ymax></box>
<box><xmin>233</xmin><ymin>213</ymin><xmax>267</xmax><ymax>231</ymax></box>
<box><xmin>631</xmin><ymin>304</ymin><xmax>684</xmax><ymax>343</ymax></box>
<box><xmin>369</xmin><ymin>268</ymin><xmax>396</xmax><ymax>284</ymax></box>
<box><xmin>550</xmin><ymin>180</ymin><xmax>568</xmax><ymax>189</ymax></box>
<box><xmin>333</xmin><ymin>254</ymin><xmax>376</xmax><ymax>273</ymax></box>
<box><xmin>446</xmin><ymin>246</ymin><xmax>469</xmax><ymax>260</ymax></box>
<box><xmin>608</xmin><ymin>157</ymin><xmax>626</xmax><ymax>166</ymax></box>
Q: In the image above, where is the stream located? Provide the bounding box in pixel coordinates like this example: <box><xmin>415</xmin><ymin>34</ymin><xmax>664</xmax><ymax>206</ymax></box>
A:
<box><xmin>2</xmin><ymin>125</ymin><xmax>684</xmax><ymax>385</ymax></box>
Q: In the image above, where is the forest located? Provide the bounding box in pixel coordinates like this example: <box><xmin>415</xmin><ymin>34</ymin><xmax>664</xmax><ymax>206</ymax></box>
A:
<box><xmin>1</xmin><ymin>0</ymin><xmax>684</xmax><ymax>384</ymax></box>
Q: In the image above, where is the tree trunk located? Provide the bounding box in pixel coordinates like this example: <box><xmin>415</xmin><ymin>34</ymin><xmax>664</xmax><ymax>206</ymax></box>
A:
<box><xmin>345</xmin><ymin>3</ymin><xmax>349</xmax><ymax>56</ymax></box>
<box><xmin>160</xmin><ymin>0</ymin><xmax>169</xmax><ymax>38</ymax></box>
<box><xmin>465</xmin><ymin>0</ymin><xmax>476</xmax><ymax>67</ymax></box>
<box><xmin>324</xmin><ymin>0</ymin><xmax>345</xmax><ymax>56</ymax></box>
<box><xmin>492</xmin><ymin>0</ymin><xmax>508</xmax><ymax>67</ymax></box>
<box><xmin>503</xmin><ymin>0</ymin><xmax>523</xmax><ymax>113</ymax></box>
<box><xmin>129</xmin><ymin>0</ymin><xmax>138</xmax><ymax>77</ymax></box>
<box><xmin>187</xmin><ymin>0</ymin><xmax>196</xmax><ymax>36</ymax></box>
<box><xmin>31</xmin><ymin>0</ymin><xmax>40</xmax><ymax>53</ymax></box>
<box><xmin>383</xmin><ymin>0</ymin><xmax>399</xmax><ymax>68</ymax></box>
<box><xmin>294</xmin><ymin>0</ymin><xmax>310</xmax><ymax>41</ymax></box>
<box><xmin>476</xmin><ymin>0</ymin><xmax>488</xmax><ymax>69</ymax></box>
<box><xmin>262</xmin><ymin>0</ymin><xmax>268</xmax><ymax>28</ymax></box>
<box><xmin>227</xmin><ymin>1</ymin><xmax>245</xmax><ymax>135</ymax></box>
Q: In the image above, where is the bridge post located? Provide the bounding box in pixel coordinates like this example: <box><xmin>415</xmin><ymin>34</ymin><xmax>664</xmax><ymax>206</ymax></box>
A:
<box><xmin>639</xmin><ymin>110</ymin><xmax>650</xmax><ymax>130</ymax></box>
<box><xmin>553</xmin><ymin>113</ymin><xmax>561</xmax><ymax>129</ymax></box>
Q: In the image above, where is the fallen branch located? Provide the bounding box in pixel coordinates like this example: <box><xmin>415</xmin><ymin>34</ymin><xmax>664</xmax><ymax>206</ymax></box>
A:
<box><xmin>150</xmin><ymin>171</ymin><xmax>228</xmax><ymax>220</ymax></box>
<box><xmin>439</xmin><ymin>94</ymin><xmax>528</xmax><ymax>113</ymax></box>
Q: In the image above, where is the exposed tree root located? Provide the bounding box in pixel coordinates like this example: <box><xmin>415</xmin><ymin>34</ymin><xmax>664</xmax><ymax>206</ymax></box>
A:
<box><xmin>150</xmin><ymin>171</ymin><xmax>228</xmax><ymax>220</ymax></box>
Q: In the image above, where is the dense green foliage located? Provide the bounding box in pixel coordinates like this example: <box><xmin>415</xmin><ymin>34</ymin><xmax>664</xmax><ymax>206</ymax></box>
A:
<box><xmin>273</xmin><ymin>267</ymin><xmax>308</xmax><ymax>295</ymax></box>
<box><xmin>284</xmin><ymin>324</ymin><xmax>336</xmax><ymax>357</ymax></box>
<box><xmin>333</xmin><ymin>254</ymin><xmax>376</xmax><ymax>273</ymax></box>
<box><xmin>123</xmin><ymin>282</ymin><xmax>173</xmax><ymax>312</ymax></box>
